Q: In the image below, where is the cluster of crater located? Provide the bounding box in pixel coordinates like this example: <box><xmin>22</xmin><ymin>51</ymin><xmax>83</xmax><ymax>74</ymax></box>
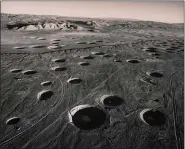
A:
<box><xmin>12</xmin><ymin>37</ymin><xmax>105</xmax><ymax>51</ymax></box>
<box><xmin>65</xmin><ymin>44</ymin><xmax>172</xmax><ymax>129</ymax></box>
<box><xmin>10</xmin><ymin>44</ymin><xmax>166</xmax><ymax>105</ymax></box>
<box><xmin>10</xmin><ymin>69</ymin><xmax>37</xmax><ymax>75</ymax></box>
<box><xmin>2</xmin><ymin>14</ymin><xmax>183</xmax><ymax>148</ymax></box>
<box><xmin>67</xmin><ymin>94</ymin><xmax>166</xmax><ymax>130</ymax></box>
<box><xmin>68</xmin><ymin>95</ymin><xmax>125</xmax><ymax>130</ymax></box>
<box><xmin>7</xmin><ymin>39</ymin><xmax>181</xmax><ymax>134</ymax></box>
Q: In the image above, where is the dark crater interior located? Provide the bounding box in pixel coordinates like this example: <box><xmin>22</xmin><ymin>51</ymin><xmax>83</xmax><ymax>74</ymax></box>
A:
<box><xmin>68</xmin><ymin>78</ymin><xmax>82</xmax><ymax>84</ymax></box>
<box><xmin>53</xmin><ymin>59</ymin><xmax>66</xmax><ymax>63</ymax></box>
<box><xmin>6</xmin><ymin>117</ymin><xmax>20</xmax><ymax>125</ymax></box>
<box><xmin>22</xmin><ymin>70</ymin><xmax>37</xmax><ymax>75</ymax></box>
<box><xmin>41</xmin><ymin>81</ymin><xmax>52</xmax><ymax>86</ymax></box>
<box><xmin>148</xmin><ymin>72</ymin><xmax>164</xmax><ymax>78</ymax></box>
<box><xmin>72</xmin><ymin>107</ymin><xmax>107</xmax><ymax>130</ymax></box>
<box><xmin>38</xmin><ymin>90</ymin><xmax>54</xmax><ymax>100</ymax></box>
<box><xmin>142</xmin><ymin>110</ymin><xmax>166</xmax><ymax>126</ymax></box>
<box><xmin>127</xmin><ymin>59</ymin><xmax>140</xmax><ymax>63</ymax></box>
<box><xmin>103</xmin><ymin>95</ymin><xmax>123</xmax><ymax>107</ymax></box>
<box><xmin>81</xmin><ymin>56</ymin><xmax>94</xmax><ymax>59</ymax></box>
<box><xmin>10</xmin><ymin>69</ymin><xmax>22</xmax><ymax>73</ymax></box>
<box><xmin>53</xmin><ymin>67</ymin><xmax>67</xmax><ymax>71</ymax></box>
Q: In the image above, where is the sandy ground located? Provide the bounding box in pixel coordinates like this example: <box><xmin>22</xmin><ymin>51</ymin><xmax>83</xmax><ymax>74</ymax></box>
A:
<box><xmin>0</xmin><ymin>14</ymin><xmax>184</xmax><ymax>149</ymax></box>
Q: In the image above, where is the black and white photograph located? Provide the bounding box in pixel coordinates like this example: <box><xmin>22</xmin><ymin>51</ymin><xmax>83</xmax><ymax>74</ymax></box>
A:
<box><xmin>0</xmin><ymin>1</ymin><xmax>184</xmax><ymax>149</ymax></box>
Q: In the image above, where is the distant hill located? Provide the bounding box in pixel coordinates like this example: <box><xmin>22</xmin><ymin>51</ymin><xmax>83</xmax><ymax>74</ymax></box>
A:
<box><xmin>1</xmin><ymin>13</ymin><xmax>183</xmax><ymax>31</ymax></box>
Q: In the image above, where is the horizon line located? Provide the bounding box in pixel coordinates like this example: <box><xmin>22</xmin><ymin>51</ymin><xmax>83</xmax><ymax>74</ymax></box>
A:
<box><xmin>2</xmin><ymin>12</ymin><xmax>183</xmax><ymax>24</ymax></box>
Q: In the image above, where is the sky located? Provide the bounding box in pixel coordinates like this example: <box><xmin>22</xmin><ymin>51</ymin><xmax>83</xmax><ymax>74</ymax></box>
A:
<box><xmin>1</xmin><ymin>1</ymin><xmax>184</xmax><ymax>23</ymax></box>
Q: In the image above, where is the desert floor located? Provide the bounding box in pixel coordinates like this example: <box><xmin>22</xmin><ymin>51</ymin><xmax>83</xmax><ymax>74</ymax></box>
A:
<box><xmin>0</xmin><ymin>14</ymin><xmax>184</xmax><ymax>149</ymax></box>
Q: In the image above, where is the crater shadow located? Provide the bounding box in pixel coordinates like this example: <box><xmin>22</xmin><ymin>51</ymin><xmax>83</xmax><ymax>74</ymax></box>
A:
<box><xmin>50</xmin><ymin>42</ymin><xmax>60</xmax><ymax>45</ymax></box>
<box><xmin>76</xmin><ymin>42</ymin><xmax>87</xmax><ymax>44</ymax></box>
<box><xmin>101</xmin><ymin>95</ymin><xmax>124</xmax><ymax>108</ymax></box>
<box><xmin>95</xmin><ymin>40</ymin><xmax>103</xmax><ymax>43</ymax></box>
<box><xmin>29</xmin><ymin>45</ymin><xmax>46</xmax><ymax>48</ymax></box>
<box><xmin>37</xmin><ymin>90</ymin><xmax>54</xmax><ymax>100</ymax></box>
<box><xmin>51</xmin><ymin>39</ymin><xmax>60</xmax><ymax>42</ymax></box>
<box><xmin>41</xmin><ymin>81</ymin><xmax>52</xmax><ymax>86</ymax></box>
<box><xmin>52</xmin><ymin>58</ymin><xmax>66</xmax><ymax>63</ymax></box>
<box><xmin>22</xmin><ymin>70</ymin><xmax>37</xmax><ymax>75</ymax></box>
<box><xmin>144</xmin><ymin>47</ymin><xmax>158</xmax><ymax>52</ymax></box>
<box><xmin>102</xmin><ymin>54</ymin><xmax>112</xmax><ymax>58</ymax></box>
<box><xmin>71</xmin><ymin>106</ymin><xmax>107</xmax><ymax>130</ymax></box>
<box><xmin>80</xmin><ymin>55</ymin><xmax>94</xmax><ymax>59</ymax></box>
<box><xmin>91</xmin><ymin>52</ymin><xmax>105</xmax><ymax>55</ymax></box>
<box><xmin>67</xmin><ymin>78</ymin><xmax>82</xmax><ymax>84</ymax></box>
<box><xmin>114</xmin><ymin>59</ymin><xmax>122</xmax><ymax>62</ymax></box>
<box><xmin>10</xmin><ymin>69</ymin><xmax>22</xmax><ymax>73</ymax></box>
<box><xmin>88</xmin><ymin>42</ymin><xmax>96</xmax><ymax>45</ymax></box>
<box><xmin>147</xmin><ymin>72</ymin><xmax>163</xmax><ymax>78</ymax></box>
<box><xmin>51</xmin><ymin>67</ymin><xmax>67</xmax><ymax>71</ymax></box>
<box><xmin>6</xmin><ymin>117</ymin><xmax>20</xmax><ymax>125</ymax></box>
<box><xmin>140</xmin><ymin>109</ymin><xmax>166</xmax><ymax>126</ymax></box>
<box><xmin>126</xmin><ymin>59</ymin><xmax>140</xmax><ymax>63</ymax></box>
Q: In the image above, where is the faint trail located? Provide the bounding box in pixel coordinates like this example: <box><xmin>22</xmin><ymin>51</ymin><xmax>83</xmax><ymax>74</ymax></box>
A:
<box><xmin>0</xmin><ymin>54</ymin><xmax>66</xmax><ymax>147</ymax></box>
<box><xmin>0</xmin><ymin>53</ymin><xmax>30</xmax><ymax>76</ymax></box>
<box><xmin>21</xmin><ymin>66</ymin><xmax>122</xmax><ymax>149</ymax></box>
<box><xmin>38</xmin><ymin>53</ymin><xmax>66</xmax><ymax>99</ymax></box>
<box><xmin>168</xmin><ymin>68</ymin><xmax>183</xmax><ymax>149</ymax></box>
<box><xmin>0</xmin><ymin>55</ymin><xmax>122</xmax><ymax>148</ymax></box>
<box><xmin>0</xmin><ymin>54</ymin><xmax>32</xmax><ymax>117</ymax></box>
<box><xmin>139</xmin><ymin>65</ymin><xmax>183</xmax><ymax>149</ymax></box>
<box><xmin>1</xmin><ymin>37</ymin><xmax>183</xmax><ymax>149</ymax></box>
<box><xmin>1</xmin><ymin>54</ymin><xmax>65</xmax><ymax>123</ymax></box>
